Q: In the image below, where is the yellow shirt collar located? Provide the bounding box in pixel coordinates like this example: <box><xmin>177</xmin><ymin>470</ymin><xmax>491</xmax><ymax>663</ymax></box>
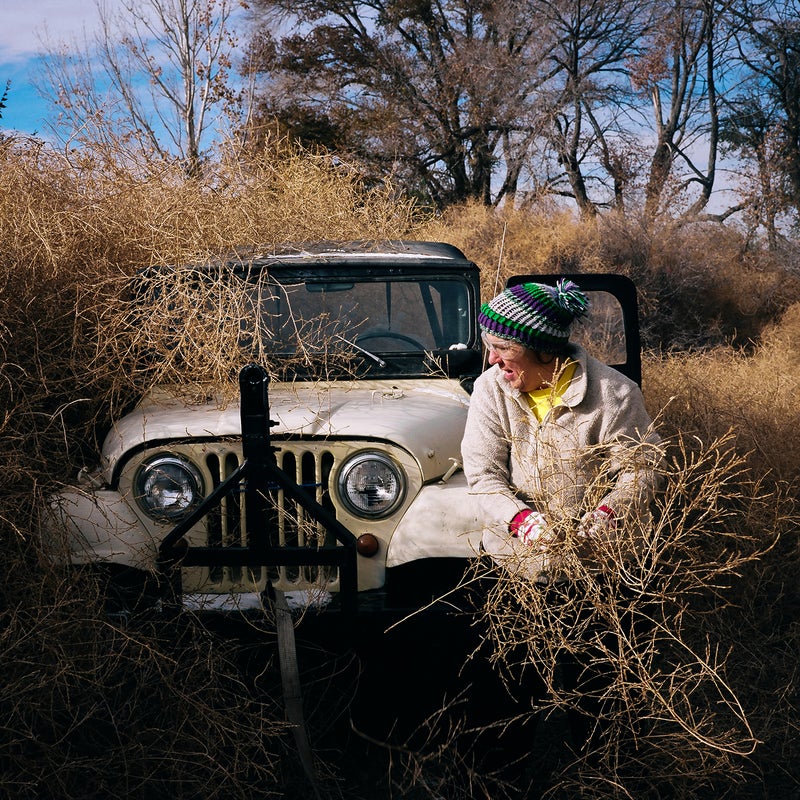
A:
<box><xmin>525</xmin><ymin>361</ymin><xmax>577</xmax><ymax>422</ymax></box>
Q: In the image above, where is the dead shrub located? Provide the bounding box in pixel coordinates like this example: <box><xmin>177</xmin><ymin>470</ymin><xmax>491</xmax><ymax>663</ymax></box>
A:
<box><xmin>421</xmin><ymin>203</ymin><xmax>800</xmax><ymax>351</ymax></box>
<box><xmin>420</xmin><ymin>201</ymin><xmax>605</xmax><ymax>300</ymax></box>
<box><xmin>467</xmin><ymin>432</ymin><xmax>767</xmax><ymax>799</ymax></box>
<box><xmin>0</xmin><ymin>135</ymin><xmax>423</xmax><ymax>799</ymax></box>
<box><xmin>600</xmin><ymin>215</ymin><xmax>800</xmax><ymax>350</ymax></box>
<box><xmin>644</xmin><ymin>333</ymin><xmax>800</xmax><ymax>487</ymax></box>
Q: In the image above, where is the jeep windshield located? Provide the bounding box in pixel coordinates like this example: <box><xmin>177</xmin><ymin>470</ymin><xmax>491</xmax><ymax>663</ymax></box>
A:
<box><xmin>132</xmin><ymin>241</ymin><xmax>635</xmax><ymax>387</ymax></box>
<box><xmin>238</xmin><ymin>271</ymin><xmax>477</xmax><ymax>379</ymax></box>
<box><xmin>255</xmin><ymin>276</ymin><xmax>472</xmax><ymax>353</ymax></box>
<box><xmin>131</xmin><ymin>242</ymin><xmax>483</xmax><ymax>384</ymax></box>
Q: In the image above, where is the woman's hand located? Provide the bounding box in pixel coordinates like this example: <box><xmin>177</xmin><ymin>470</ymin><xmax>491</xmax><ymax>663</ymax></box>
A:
<box><xmin>510</xmin><ymin>509</ymin><xmax>553</xmax><ymax>549</ymax></box>
<box><xmin>578</xmin><ymin>505</ymin><xmax>617</xmax><ymax>543</ymax></box>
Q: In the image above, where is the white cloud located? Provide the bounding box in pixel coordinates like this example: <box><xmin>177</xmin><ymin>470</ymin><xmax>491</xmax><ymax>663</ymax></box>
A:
<box><xmin>0</xmin><ymin>0</ymin><xmax>116</xmax><ymax>63</ymax></box>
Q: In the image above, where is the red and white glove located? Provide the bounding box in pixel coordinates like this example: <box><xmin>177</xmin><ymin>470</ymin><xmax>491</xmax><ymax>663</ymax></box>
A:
<box><xmin>509</xmin><ymin>509</ymin><xmax>550</xmax><ymax>549</ymax></box>
<box><xmin>578</xmin><ymin>505</ymin><xmax>617</xmax><ymax>542</ymax></box>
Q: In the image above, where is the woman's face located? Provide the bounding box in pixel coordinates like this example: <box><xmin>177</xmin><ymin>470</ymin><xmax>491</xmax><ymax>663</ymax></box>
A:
<box><xmin>482</xmin><ymin>332</ymin><xmax>557</xmax><ymax>392</ymax></box>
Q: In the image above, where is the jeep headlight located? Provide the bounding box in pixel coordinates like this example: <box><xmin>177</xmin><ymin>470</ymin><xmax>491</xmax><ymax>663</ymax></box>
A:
<box><xmin>134</xmin><ymin>454</ymin><xmax>205</xmax><ymax>521</ymax></box>
<box><xmin>337</xmin><ymin>451</ymin><xmax>405</xmax><ymax>518</ymax></box>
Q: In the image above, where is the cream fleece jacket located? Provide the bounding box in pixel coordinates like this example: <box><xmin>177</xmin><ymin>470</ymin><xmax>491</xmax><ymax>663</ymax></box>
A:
<box><xmin>461</xmin><ymin>344</ymin><xmax>662</xmax><ymax>532</ymax></box>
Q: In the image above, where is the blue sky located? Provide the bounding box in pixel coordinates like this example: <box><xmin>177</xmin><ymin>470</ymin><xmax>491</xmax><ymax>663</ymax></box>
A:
<box><xmin>0</xmin><ymin>0</ymin><xmax>125</xmax><ymax>136</ymax></box>
<box><xmin>1</xmin><ymin>0</ymin><xmax>254</xmax><ymax>143</ymax></box>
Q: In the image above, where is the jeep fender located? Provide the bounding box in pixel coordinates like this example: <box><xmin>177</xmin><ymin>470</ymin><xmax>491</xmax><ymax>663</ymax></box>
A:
<box><xmin>386</xmin><ymin>472</ymin><xmax>487</xmax><ymax>567</ymax></box>
<box><xmin>45</xmin><ymin>488</ymin><xmax>158</xmax><ymax>571</ymax></box>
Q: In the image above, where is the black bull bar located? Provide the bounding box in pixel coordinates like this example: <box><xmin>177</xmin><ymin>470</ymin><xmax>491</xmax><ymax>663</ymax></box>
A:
<box><xmin>156</xmin><ymin>363</ymin><xmax>359</xmax><ymax>618</ymax></box>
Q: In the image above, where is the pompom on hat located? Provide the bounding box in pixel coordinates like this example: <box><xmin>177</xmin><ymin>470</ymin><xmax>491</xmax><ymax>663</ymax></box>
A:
<box><xmin>479</xmin><ymin>279</ymin><xmax>589</xmax><ymax>354</ymax></box>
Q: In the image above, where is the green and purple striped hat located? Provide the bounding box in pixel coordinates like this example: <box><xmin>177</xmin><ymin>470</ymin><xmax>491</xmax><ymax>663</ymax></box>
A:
<box><xmin>479</xmin><ymin>279</ymin><xmax>589</xmax><ymax>354</ymax></box>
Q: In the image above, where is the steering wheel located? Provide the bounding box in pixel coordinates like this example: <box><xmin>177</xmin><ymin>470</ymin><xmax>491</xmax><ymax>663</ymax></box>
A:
<box><xmin>356</xmin><ymin>329</ymin><xmax>427</xmax><ymax>350</ymax></box>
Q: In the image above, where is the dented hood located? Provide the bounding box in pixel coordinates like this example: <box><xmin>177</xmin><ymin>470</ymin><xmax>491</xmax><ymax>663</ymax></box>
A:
<box><xmin>101</xmin><ymin>379</ymin><xmax>471</xmax><ymax>482</ymax></box>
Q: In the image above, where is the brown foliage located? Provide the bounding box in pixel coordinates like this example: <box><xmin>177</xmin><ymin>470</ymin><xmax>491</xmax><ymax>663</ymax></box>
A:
<box><xmin>421</xmin><ymin>202</ymin><xmax>800</xmax><ymax>350</ymax></box>
<box><xmin>1</xmin><ymin>138</ymin><xmax>799</xmax><ymax>798</ymax></box>
<box><xmin>0</xmin><ymin>135</ymin><xmax>421</xmax><ymax>799</ymax></box>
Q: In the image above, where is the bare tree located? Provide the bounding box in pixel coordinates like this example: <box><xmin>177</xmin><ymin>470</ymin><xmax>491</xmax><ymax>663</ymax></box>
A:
<box><xmin>246</xmin><ymin>0</ymin><xmax>560</xmax><ymax>209</ymax></box>
<box><xmin>246</xmin><ymin>0</ymin><xmax>774</xmax><ymax>222</ymax></box>
<box><xmin>719</xmin><ymin>93</ymin><xmax>785</xmax><ymax>246</ymax></box>
<box><xmin>538</xmin><ymin>0</ymin><xmax>657</xmax><ymax>217</ymax></box>
<box><xmin>248</xmin><ymin>0</ymin><xmax>732</xmax><ymax>217</ymax></box>
<box><xmin>625</xmin><ymin>0</ymin><xmax>731</xmax><ymax>218</ymax></box>
<box><xmin>725</xmin><ymin>0</ymin><xmax>800</xmax><ymax>231</ymax></box>
<box><xmin>39</xmin><ymin>0</ymin><xmax>244</xmax><ymax>176</ymax></box>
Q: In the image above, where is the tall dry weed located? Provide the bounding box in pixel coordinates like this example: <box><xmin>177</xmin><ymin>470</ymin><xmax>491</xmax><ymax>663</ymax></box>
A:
<box><xmin>2</xmin><ymin>132</ymin><xmax>800</xmax><ymax>798</ymax></box>
<box><xmin>0</xmin><ymin>135</ymin><xmax>423</xmax><ymax>478</ymax></box>
<box><xmin>639</xmin><ymin>313</ymin><xmax>800</xmax><ymax>800</ymax></box>
<box><xmin>0</xmin><ymin>135</ymin><xmax>422</xmax><ymax>799</ymax></box>
<box><xmin>375</xmin><ymin>423</ymin><xmax>784</xmax><ymax>800</ymax></box>
<box><xmin>420</xmin><ymin>200</ymin><xmax>605</xmax><ymax>300</ymax></box>
<box><xmin>0</xmin><ymin>573</ymin><xmax>286</xmax><ymax>799</ymax></box>
<box><xmin>452</xmin><ymin>431</ymin><xmax>764</xmax><ymax>799</ymax></box>
<box><xmin>421</xmin><ymin>203</ymin><xmax>800</xmax><ymax>350</ymax></box>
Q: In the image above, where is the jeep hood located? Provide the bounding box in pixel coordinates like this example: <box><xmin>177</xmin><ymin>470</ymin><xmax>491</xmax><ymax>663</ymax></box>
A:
<box><xmin>101</xmin><ymin>379</ymin><xmax>471</xmax><ymax>483</ymax></box>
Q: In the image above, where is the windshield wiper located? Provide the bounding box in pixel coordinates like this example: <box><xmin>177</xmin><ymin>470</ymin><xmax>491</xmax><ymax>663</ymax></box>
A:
<box><xmin>335</xmin><ymin>335</ymin><xmax>387</xmax><ymax>368</ymax></box>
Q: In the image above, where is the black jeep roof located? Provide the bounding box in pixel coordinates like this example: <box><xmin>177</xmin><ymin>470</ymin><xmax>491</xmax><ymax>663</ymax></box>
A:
<box><xmin>226</xmin><ymin>240</ymin><xmax>477</xmax><ymax>273</ymax></box>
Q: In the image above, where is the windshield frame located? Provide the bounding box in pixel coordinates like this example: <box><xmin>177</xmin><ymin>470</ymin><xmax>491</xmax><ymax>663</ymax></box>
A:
<box><xmin>232</xmin><ymin>262</ymin><xmax>483</xmax><ymax>382</ymax></box>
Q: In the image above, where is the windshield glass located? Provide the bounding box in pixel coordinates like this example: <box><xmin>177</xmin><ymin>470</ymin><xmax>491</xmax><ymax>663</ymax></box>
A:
<box><xmin>250</xmin><ymin>276</ymin><xmax>473</xmax><ymax>356</ymax></box>
<box><xmin>128</xmin><ymin>265</ymin><xmax>479</xmax><ymax>385</ymax></box>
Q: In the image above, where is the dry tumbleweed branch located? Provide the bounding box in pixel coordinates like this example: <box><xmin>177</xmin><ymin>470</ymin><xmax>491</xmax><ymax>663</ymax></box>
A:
<box><xmin>457</xmin><ymin>431</ymin><xmax>766</xmax><ymax>798</ymax></box>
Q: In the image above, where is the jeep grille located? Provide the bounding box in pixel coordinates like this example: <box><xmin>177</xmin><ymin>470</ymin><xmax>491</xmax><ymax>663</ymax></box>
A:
<box><xmin>194</xmin><ymin>442</ymin><xmax>339</xmax><ymax>590</ymax></box>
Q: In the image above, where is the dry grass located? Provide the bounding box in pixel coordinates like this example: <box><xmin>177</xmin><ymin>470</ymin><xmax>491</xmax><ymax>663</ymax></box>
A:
<box><xmin>420</xmin><ymin>200</ymin><xmax>606</xmax><ymax>298</ymax></box>
<box><xmin>1</xmin><ymin>135</ymin><xmax>799</xmax><ymax>798</ymax></box>
<box><xmin>637</xmin><ymin>315</ymin><xmax>800</xmax><ymax>800</ymax></box>
<box><xmin>0</xmin><ymin>573</ymin><xmax>287</xmax><ymax>799</ymax></box>
<box><xmin>421</xmin><ymin>202</ymin><xmax>800</xmax><ymax>350</ymax></box>
<box><xmin>0</xmin><ymin>135</ymin><xmax>422</xmax><ymax>799</ymax></box>
<box><xmin>0</xmin><ymin>134</ymin><xmax>422</xmax><ymax>459</ymax></box>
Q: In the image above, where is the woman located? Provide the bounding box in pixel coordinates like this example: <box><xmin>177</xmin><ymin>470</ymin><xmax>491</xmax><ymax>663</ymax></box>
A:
<box><xmin>459</xmin><ymin>278</ymin><xmax>662</xmax><ymax>769</ymax></box>
<box><xmin>462</xmin><ymin>278</ymin><xmax>662</xmax><ymax>580</ymax></box>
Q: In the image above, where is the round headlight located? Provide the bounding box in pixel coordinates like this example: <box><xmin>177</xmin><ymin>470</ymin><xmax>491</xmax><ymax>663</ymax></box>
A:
<box><xmin>337</xmin><ymin>451</ymin><xmax>405</xmax><ymax>518</ymax></box>
<box><xmin>134</xmin><ymin>454</ymin><xmax>205</xmax><ymax>521</ymax></box>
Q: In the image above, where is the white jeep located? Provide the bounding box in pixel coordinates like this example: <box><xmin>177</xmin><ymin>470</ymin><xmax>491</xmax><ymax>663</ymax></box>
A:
<box><xmin>45</xmin><ymin>241</ymin><xmax>639</xmax><ymax>618</ymax></box>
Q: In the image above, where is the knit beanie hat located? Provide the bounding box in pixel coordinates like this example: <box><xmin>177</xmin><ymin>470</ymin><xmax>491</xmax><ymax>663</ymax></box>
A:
<box><xmin>479</xmin><ymin>279</ymin><xmax>589</xmax><ymax>354</ymax></box>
